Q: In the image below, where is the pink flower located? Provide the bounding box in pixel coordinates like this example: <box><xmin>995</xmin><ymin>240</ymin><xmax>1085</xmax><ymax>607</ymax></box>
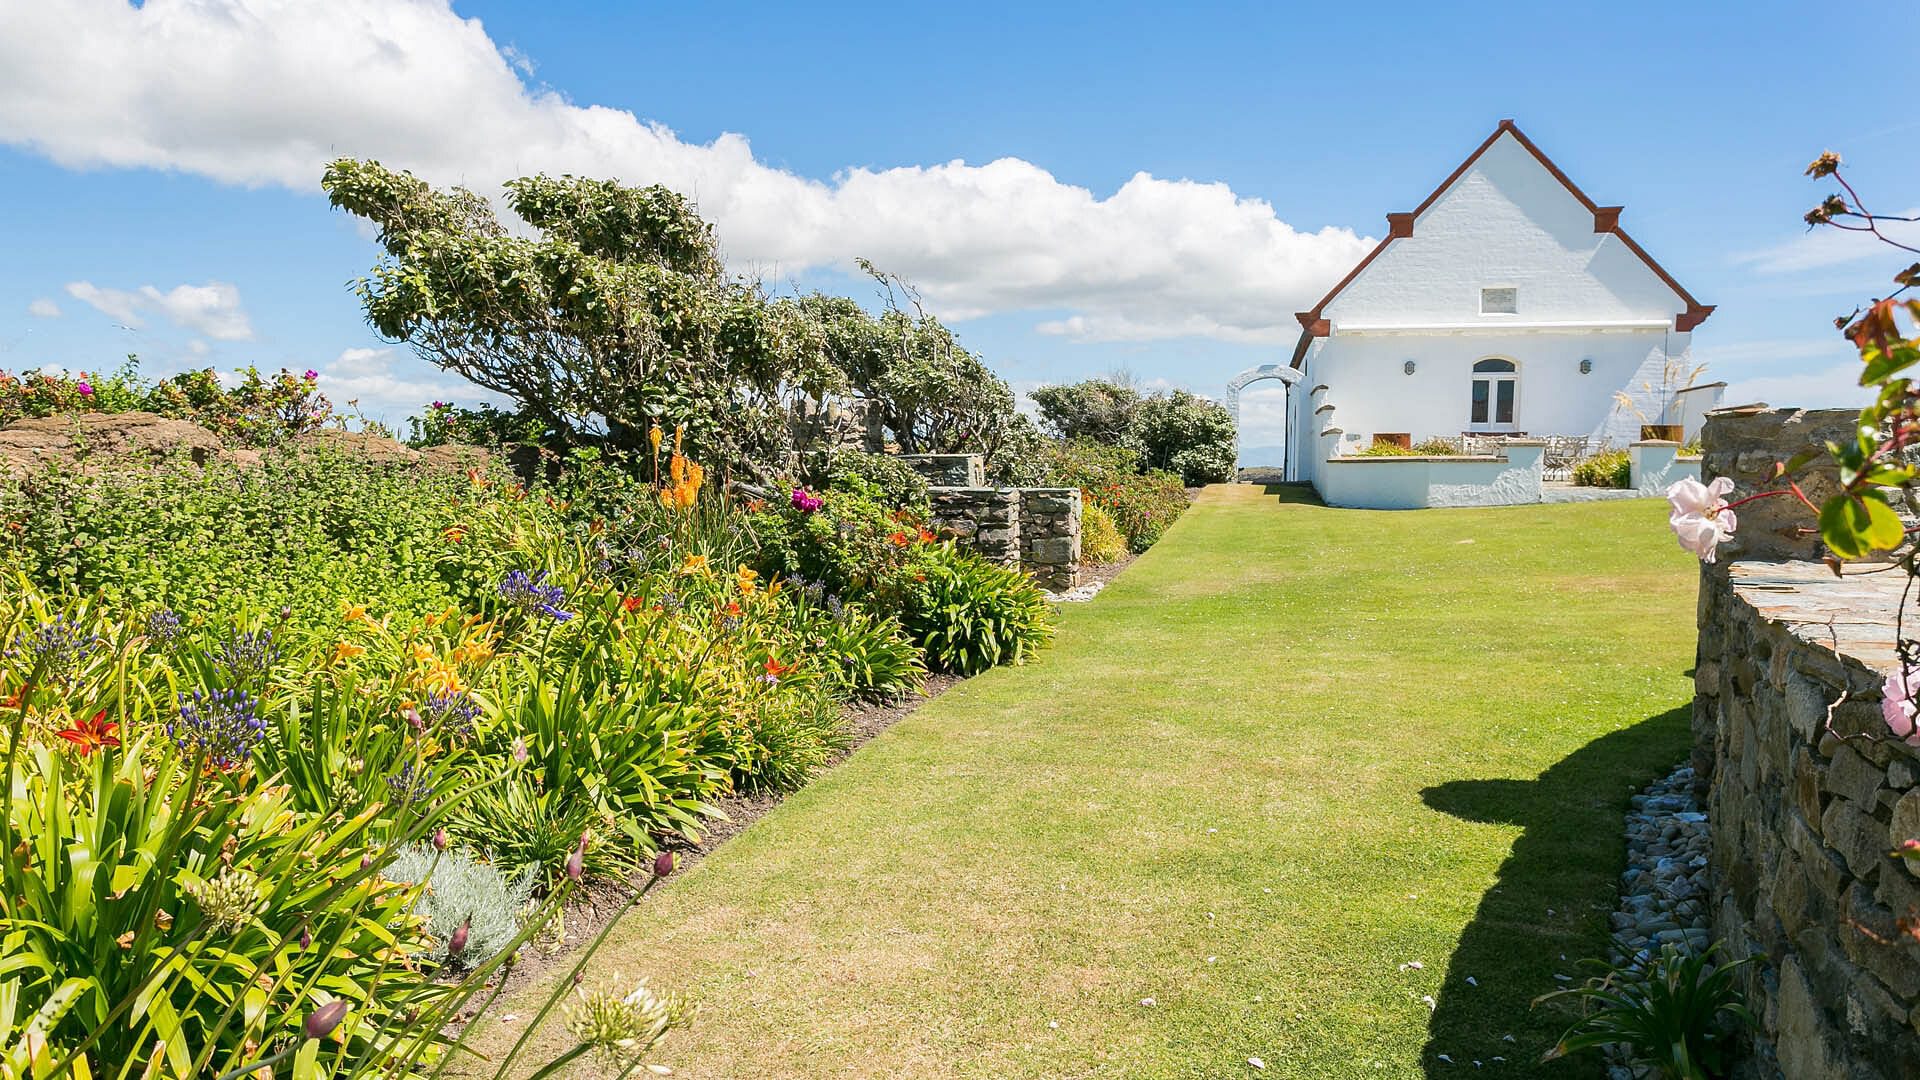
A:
<box><xmin>511</xmin><ymin>735</ymin><xmax>528</xmax><ymax>764</ymax></box>
<box><xmin>76</xmin><ymin>381</ymin><xmax>93</xmax><ymax>396</ymax></box>
<box><xmin>1667</xmin><ymin>476</ymin><xmax>1737</xmax><ymax>563</ymax></box>
<box><xmin>303</xmin><ymin>369</ymin><xmax>319</xmax><ymax>381</ymax></box>
<box><xmin>790</xmin><ymin>487</ymin><xmax>824</xmax><ymax>514</ymax></box>
<box><xmin>1883</xmin><ymin>666</ymin><xmax>1920</xmax><ymax>745</ymax></box>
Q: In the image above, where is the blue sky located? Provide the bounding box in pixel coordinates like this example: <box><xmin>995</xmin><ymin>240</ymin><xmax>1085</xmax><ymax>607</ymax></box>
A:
<box><xmin>1</xmin><ymin>1</ymin><xmax>1915</xmax><ymax>450</ymax></box>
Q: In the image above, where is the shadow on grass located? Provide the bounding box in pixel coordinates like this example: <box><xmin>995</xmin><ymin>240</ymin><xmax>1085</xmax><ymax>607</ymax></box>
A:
<box><xmin>1418</xmin><ymin>706</ymin><xmax>1691</xmax><ymax>1077</ymax></box>
<box><xmin>1256</xmin><ymin>483</ymin><xmax>1324</xmax><ymax>505</ymax></box>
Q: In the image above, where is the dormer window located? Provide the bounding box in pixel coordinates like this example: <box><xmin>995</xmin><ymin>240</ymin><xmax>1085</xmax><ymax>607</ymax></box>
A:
<box><xmin>1480</xmin><ymin>286</ymin><xmax>1518</xmax><ymax>315</ymax></box>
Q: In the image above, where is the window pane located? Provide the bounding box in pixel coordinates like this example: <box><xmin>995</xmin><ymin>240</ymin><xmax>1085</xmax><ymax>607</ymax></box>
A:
<box><xmin>1471</xmin><ymin>380</ymin><xmax>1489</xmax><ymax>424</ymax></box>
<box><xmin>1495</xmin><ymin>380</ymin><xmax>1515</xmax><ymax>424</ymax></box>
<box><xmin>1472</xmin><ymin>358</ymin><xmax>1516</xmax><ymax>373</ymax></box>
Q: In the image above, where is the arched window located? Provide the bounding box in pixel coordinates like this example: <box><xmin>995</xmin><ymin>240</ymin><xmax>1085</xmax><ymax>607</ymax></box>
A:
<box><xmin>1470</xmin><ymin>358</ymin><xmax>1518</xmax><ymax>430</ymax></box>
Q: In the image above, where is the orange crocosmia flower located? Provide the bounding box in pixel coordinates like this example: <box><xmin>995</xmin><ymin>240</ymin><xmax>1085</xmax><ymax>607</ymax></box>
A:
<box><xmin>745</xmin><ymin>498</ymin><xmax>767</xmax><ymax>513</ymax></box>
<box><xmin>56</xmin><ymin>711</ymin><xmax>119</xmax><ymax>756</ymax></box>
<box><xmin>887</xmin><ymin>531</ymin><xmax>912</xmax><ymax>547</ymax></box>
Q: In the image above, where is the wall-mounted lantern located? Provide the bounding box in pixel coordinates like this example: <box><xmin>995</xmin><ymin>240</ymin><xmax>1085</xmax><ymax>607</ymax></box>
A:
<box><xmin>1403</xmin><ymin>360</ymin><xmax>1417</xmax><ymax>375</ymax></box>
<box><xmin>1579</xmin><ymin>358</ymin><xmax>1593</xmax><ymax>375</ymax></box>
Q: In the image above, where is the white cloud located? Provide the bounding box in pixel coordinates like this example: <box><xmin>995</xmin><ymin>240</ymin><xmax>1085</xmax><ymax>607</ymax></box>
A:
<box><xmin>0</xmin><ymin>0</ymin><xmax>1371</xmax><ymax>344</ymax></box>
<box><xmin>1732</xmin><ymin>212</ymin><xmax>1920</xmax><ymax>274</ymax></box>
<box><xmin>63</xmin><ymin>280</ymin><xmax>254</xmax><ymax>340</ymax></box>
<box><xmin>316</xmin><ymin>346</ymin><xmax>509</xmax><ymax>426</ymax></box>
<box><xmin>1723</xmin><ymin>363</ymin><xmax>1874</xmax><ymax>410</ymax></box>
<box><xmin>25</xmin><ymin>297</ymin><xmax>60</xmax><ymax>318</ymax></box>
<box><xmin>1235</xmin><ymin>384</ymin><xmax>1290</xmax><ymax>445</ymax></box>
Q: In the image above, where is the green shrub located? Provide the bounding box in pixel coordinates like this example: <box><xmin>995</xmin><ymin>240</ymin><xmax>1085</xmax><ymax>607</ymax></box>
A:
<box><xmin>898</xmin><ymin>544</ymin><xmax>1054</xmax><ymax>674</ymax></box>
<box><xmin>1087</xmin><ymin>470</ymin><xmax>1189</xmax><ymax>552</ymax></box>
<box><xmin>0</xmin><ymin>359</ymin><xmax>336</xmax><ymax>445</ymax></box>
<box><xmin>732</xmin><ymin>687</ymin><xmax>850</xmax><ymax>793</ymax></box>
<box><xmin>821</xmin><ymin>450</ymin><xmax>930</xmax><ymax>514</ymax></box>
<box><xmin>1572</xmin><ymin>449</ymin><xmax>1633</xmax><ymax>488</ymax></box>
<box><xmin>1080</xmin><ymin>499</ymin><xmax>1128</xmax><ymax>564</ymax></box>
<box><xmin>1411</xmin><ymin>437</ymin><xmax>1459</xmax><ymax>455</ymax></box>
<box><xmin>0</xmin><ymin>447</ymin><xmax>490</xmax><ymax>624</ymax></box>
<box><xmin>1042</xmin><ymin>439</ymin><xmax>1140</xmax><ymax>492</ymax></box>
<box><xmin>384</xmin><ymin>845</ymin><xmax>537</xmax><ymax>969</ymax></box>
<box><xmin>800</xmin><ymin>600</ymin><xmax>926</xmax><ymax>700</ymax></box>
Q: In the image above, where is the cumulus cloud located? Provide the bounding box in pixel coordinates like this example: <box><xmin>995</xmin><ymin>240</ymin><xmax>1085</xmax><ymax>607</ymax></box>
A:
<box><xmin>25</xmin><ymin>297</ymin><xmax>61</xmax><ymax>318</ymax></box>
<box><xmin>0</xmin><ymin>1</ymin><xmax>1371</xmax><ymax>343</ymax></box>
<box><xmin>317</xmin><ymin>346</ymin><xmax>509</xmax><ymax>425</ymax></box>
<box><xmin>64</xmin><ymin>280</ymin><xmax>254</xmax><ymax>340</ymax></box>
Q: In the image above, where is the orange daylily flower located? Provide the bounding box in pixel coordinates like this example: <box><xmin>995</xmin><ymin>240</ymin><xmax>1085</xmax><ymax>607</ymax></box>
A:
<box><xmin>887</xmin><ymin>531</ymin><xmax>912</xmax><ymax>547</ymax></box>
<box><xmin>621</xmin><ymin>596</ymin><xmax>645</xmax><ymax>614</ymax></box>
<box><xmin>443</xmin><ymin>526</ymin><xmax>466</xmax><ymax>543</ymax></box>
<box><xmin>763</xmin><ymin>656</ymin><xmax>795</xmax><ymax>679</ymax></box>
<box><xmin>56</xmin><ymin>711</ymin><xmax>119</xmax><ymax>756</ymax></box>
<box><xmin>678</xmin><ymin>554</ymin><xmax>710</xmax><ymax>575</ymax></box>
<box><xmin>333</xmin><ymin>641</ymin><xmax>366</xmax><ymax>662</ymax></box>
<box><xmin>341</xmin><ymin>603</ymin><xmax>369</xmax><ymax>623</ymax></box>
<box><xmin>736</xmin><ymin>566</ymin><xmax>759</xmax><ymax>595</ymax></box>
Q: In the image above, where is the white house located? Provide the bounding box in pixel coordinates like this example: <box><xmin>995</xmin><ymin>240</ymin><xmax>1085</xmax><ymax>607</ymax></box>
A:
<box><xmin>1261</xmin><ymin>120</ymin><xmax>1720</xmax><ymax>508</ymax></box>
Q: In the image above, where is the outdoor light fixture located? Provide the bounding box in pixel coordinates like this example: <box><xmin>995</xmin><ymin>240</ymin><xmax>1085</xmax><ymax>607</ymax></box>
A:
<box><xmin>1579</xmin><ymin>358</ymin><xmax>1593</xmax><ymax>374</ymax></box>
<box><xmin>1403</xmin><ymin>360</ymin><xmax>1416</xmax><ymax>375</ymax></box>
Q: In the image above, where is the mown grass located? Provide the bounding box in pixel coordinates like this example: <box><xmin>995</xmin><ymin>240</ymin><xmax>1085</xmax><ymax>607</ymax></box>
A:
<box><xmin>495</xmin><ymin>484</ymin><xmax>1699</xmax><ymax>1079</ymax></box>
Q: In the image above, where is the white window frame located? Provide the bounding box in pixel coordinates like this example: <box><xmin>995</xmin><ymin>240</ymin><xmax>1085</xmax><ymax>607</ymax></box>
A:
<box><xmin>1468</xmin><ymin>357</ymin><xmax>1520</xmax><ymax>432</ymax></box>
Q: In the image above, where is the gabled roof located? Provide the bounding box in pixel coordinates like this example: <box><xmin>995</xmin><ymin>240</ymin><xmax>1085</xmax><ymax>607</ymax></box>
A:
<box><xmin>1289</xmin><ymin>119</ymin><xmax>1713</xmax><ymax>367</ymax></box>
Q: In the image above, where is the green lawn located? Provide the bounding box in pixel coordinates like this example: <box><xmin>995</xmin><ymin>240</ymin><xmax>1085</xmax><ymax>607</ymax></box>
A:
<box><xmin>500</xmin><ymin>485</ymin><xmax>1700</xmax><ymax>1079</ymax></box>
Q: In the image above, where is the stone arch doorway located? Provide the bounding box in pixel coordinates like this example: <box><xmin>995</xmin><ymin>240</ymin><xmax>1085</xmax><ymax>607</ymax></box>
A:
<box><xmin>1226</xmin><ymin>364</ymin><xmax>1303</xmax><ymax>480</ymax></box>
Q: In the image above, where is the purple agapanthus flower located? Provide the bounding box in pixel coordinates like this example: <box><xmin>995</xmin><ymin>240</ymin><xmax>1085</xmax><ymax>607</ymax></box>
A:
<box><xmin>499</xmin><ymin>569</ymin><xmax>575</xmax><ymax>622</ymax></box>
<box><xmin>421</xmin><ymin>689</ymin><xmax>481</xmax><ymax>740</ymax></box>
<box><xmin>171</xmin><ymin>688</ymin><xmax>264</xmax><ymax>769</ymax></box>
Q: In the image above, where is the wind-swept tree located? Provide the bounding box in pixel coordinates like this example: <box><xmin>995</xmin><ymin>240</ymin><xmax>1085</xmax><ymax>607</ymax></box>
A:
<box><xmin>322</xmin><ymin>160</ymin><xmax>834</xmax><ymax>475</ymax></box>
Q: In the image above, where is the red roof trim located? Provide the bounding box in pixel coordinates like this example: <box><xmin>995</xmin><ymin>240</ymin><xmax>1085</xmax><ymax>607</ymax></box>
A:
<box><xmin>1288</xmin><ymin>119</ymin><xmax>1711</xmax><ymax>368</ymax></box>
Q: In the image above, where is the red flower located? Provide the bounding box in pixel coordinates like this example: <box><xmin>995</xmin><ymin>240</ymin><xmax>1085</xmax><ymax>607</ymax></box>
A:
<box><xmin>56</xmin><ymin>711</ymin><xmax>120</xmax><ymax>756</ymax></box>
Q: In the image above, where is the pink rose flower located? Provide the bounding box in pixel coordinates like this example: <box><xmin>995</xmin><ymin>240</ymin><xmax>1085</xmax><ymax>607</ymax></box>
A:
<box><xmin>1667</xmin><ymin>476</ymin><xmax>1737</xmax><ymax>563</ymax></box>
<box><xmin>76</xmin><ymin>381</ymin><xmax>93</xmax><ymax>396</ymax></box>
<box><xmin>1883</xmin><ymin>666</ymin><xmax>1920</xmax><ymax>745</ymax></box>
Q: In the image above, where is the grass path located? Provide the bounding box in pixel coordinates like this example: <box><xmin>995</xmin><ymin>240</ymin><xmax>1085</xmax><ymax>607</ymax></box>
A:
<box><xmin>501</xmin><ymin>485</ymin><xmax>1700</xmax><ymax>1078</ymax></box>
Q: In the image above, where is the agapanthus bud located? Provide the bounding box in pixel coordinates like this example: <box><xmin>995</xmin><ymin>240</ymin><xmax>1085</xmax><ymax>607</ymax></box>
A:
<box><xmin>448</xmin><ymin>918</ymin><xmax>470</xmax><ymax>957</ymax></box>
<box><xmin>360</xmin><ymin>853</ymin><xmax>374</xmax><ymax>870</ymax></box>
<box><xmin>565</xmin><ymin>834</ymin><xmax>587</xmax><ymax>882</ymax></box>
<box><xmin>305</xmin><ymin>999</ymin><xmax>348</xmax><ymax>1039</ymax></box>
<box><xmin>653</xmin><ymin>851</ymin><xmax>675</xmax><ymax>878</ymax></box>
<box><xmin>432</xmin><ymin>827</ymin><xmax>449</xmax><ymax>852</ymax></box>
<box><xmin>300</xmin><ymin>927</ymin><xmax>312</xmax><ymax>949</ymax></box>
<box><xmin>511</xmin><ymin>736</ymin><xmax>529</xmax><ymax>764</ymax></box>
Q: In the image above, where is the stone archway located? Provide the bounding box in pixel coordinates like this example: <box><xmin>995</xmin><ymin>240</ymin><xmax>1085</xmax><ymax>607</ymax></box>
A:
<box><xmin>1226</xmin><ymin>364</ymin><xmax>1303</xmax><ymax>480</ymax></box>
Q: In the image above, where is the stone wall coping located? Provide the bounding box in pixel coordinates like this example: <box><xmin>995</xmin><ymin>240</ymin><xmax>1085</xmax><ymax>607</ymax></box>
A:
<box><xmin>1729</xmin><ymin>559</ymin><xmax>1904</xmax><ymax>674</ymax></box>
<box><xmin>1631</xmin><ymin>439</ymin><xmax>1682</xmax><ymax>448</ymax></box>
<box><xmin>1502</xmin><ymin>438</ymin><xmax>1548</xmax><ymax>447</ymax></box>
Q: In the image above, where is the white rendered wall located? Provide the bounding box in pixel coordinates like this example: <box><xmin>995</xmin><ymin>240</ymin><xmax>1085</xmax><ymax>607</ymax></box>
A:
<box><xmin>1322</xmin><ymin>133</ymin><xmax>1688</xmax><ymax>328</ymax></box>
<box><xmin>1295</xmin><ymin>329</ymin><xmax>1694</xmax><ymax>458</ymax></box>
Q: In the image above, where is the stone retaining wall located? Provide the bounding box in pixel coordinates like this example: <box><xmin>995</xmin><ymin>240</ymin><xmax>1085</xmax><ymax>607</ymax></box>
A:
<box><xmin>1693</xmin><ymin>407</ymin><xmax>1920</xmax><ymax>1077</ymax></box>
<box><xmin>899</xmin><ymin>453</ymin><xmax>985</xmax><ymax>487</ymax></box>
<box><xmin>928</xmin><ymin>484</ymin><xmax>1080</xmax><ymax>591</ymax></box>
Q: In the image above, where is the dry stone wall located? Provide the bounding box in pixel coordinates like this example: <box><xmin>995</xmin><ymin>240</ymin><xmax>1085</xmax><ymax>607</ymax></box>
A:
<box><xmin>927</xmin><ymin>481</ymin><xmax>1081</xmax><ymax>591</ymax></box>
<box><xmin>1693</xmin><ymin>408</ymin><xmax>1920</xmax><ymax>1077</ymax></box>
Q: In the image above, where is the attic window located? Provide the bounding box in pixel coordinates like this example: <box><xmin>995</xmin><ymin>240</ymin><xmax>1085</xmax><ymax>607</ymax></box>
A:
<box><xmin>1480</xmin><ymin>287</ymin><xmax>1518</xmax><ymax>315</ymax></box>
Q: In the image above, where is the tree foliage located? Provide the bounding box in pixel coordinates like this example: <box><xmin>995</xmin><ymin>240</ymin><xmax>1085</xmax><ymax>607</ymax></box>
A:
<box><xmin>1030</xmin><ymin>378</ymin><xmax>1236</xmax><ymax>486</ymax></box>
<box><xmin>322</xmin><ymin>160</ymin><xmax>833</xmax><ymax>475</ymax></box>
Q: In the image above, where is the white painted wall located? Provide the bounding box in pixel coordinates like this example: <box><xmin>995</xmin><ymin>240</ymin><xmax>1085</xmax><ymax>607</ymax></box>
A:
<box><xmin>1316</xmin><ymin>442</ymin><xmax>1545</xmax><ymax>510</ymax></box>
<box><xmin>1287</xmin><ymin>128</ymin><xmax>1707</xmax><ymax>497</ymax></box>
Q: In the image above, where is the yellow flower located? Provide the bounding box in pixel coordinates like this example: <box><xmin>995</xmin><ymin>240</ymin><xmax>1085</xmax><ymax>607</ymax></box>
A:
<box><xmin>648</xmin><ymin>424</ymin><xmax>663</xmax><ymax>456</ymax></box>
<box><xmin>410</xmin><ymin>642</ymin><xmax>434</xmax><ymax>663</ymax></box>
<box><xmin>678</xmin><ymin>554</ymin><xmax>710</xmax><ymax>576</ymax></box>
<box><xmin>657</xmin><ymin>452</ymin><xmax>704</xmax><ymax>511</ymax></box>
<box><xmin>332</xmin><ymin>641</ymin><xmax>366</xmax><ymax>662</ymax></box>
<box><xmin>736</xmin><ymin>565</ymin><xmax>759</xmax><ymax>595</ymax></box>
<box><xmin>341</xmin><ymin>603</ymin><xmax>368</xmax><ymax>623</ymax></box>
